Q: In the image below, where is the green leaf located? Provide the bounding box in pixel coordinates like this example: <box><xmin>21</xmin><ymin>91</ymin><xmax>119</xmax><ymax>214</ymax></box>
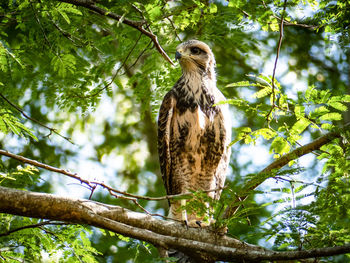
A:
<box><xmin>146</xmin><ymin>4</ymin><xmax>162</xmax><ymax>21</ymax></box>
<box><xmin>270</xmin><ymin>137</ymin><xmax>290</xmax><ymax>157</ymax></box>
<box><xmin>252</xmin><ymin>128</ymin><xmax>277</xmax><ymax>140</ymax></box>
<box><xmin>291</xmin><ymin>118</ymin><xmax>310</xmax><ymax>134</ymax></box>
<box><xmin>226</xmin><ymin>81</ymin><xmax>250</xmax><ymax>87</ymax></box>
<box><xmin>319</xmin><ymin>90</ymin><xmax>331</xmax><ymax>103</ymax></box>
<box><xmin>294</xmin><ymin>105</ymin><xmax>305</xmax><ymax>119</ymax></box>
<box><xmin>253</xmin><ymin>86</ymin><xmax>272</xmax><ymax>98</ymax></box>
<box><xmin>294</xmin><ymin>184</ymin><xmax>308</xmax><ymax>193</ymax></box>
<box><xmin>312</xmin><ymin>106</ymin><xmax>329</xmax><ymax>116</ymax></box>
<box><xmin>229</xmin><ymin>126</ymin><xmax>252</xmax><ymax>146</ymax></box>
<box><xmin>0</xmin><ymin>42</ymin><xmax>8</xmax><ymax>72</ymax></box>
<box><xmin>3</xmin><ymin>118</ymin><xmax>20</xmax><ymax>135</ymax></box>
<box><xmin>51</xmin><ymin>54</ymin><xmax>76</xmax><ymax>77</ymax></box>
<box><xmin>321</xmin><ymin>123</ymin><xmax>334</xmax><ymax>130</ymax></box>
<box><xmin>0</xmin><ymin>41</ymin><xmax>24</xmax><ymax>69</ymax></box>
<box><xmin>305</xmin><ymin>85</ymin><xmax>317</xmax><ymax>101</ymax></box>
<box><xmin>328</xmin><ymin>101</ymin><xmax>348</xmax><ymax>112</ymax></box>
<box><xmin>0</xmin><ymin>109</ymin><xmax>38</xmax><ymax>140</ymax></box>
<box><xmin>341</xmin><ymin>95</ymin><xmax>350</xmax><ymax>102</ymax></box>
<box><xmin>319</xmin><ymin>112</ymin><xmax>342</xmax><ymax>121</ymax></box>
<box><xmin>0</xmin><ymin>117</ymin><xmax>7</xmax><ymax>133</ymax></box>
<box><xmin>209</xmin><ymin>3</ymin><xmax>217</xmax><ymax>14</ymax></box>
<box><xmin>58</xmin><ymin>9</ymin><xmax>71</xmax><ymax>24</ymax></box>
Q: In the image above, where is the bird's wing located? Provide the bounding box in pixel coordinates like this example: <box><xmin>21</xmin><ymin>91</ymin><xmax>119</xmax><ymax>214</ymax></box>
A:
<box><xmin>157</xmin><ymin>90</ymin><xmax>176</xmax><ymax>196</ymax></box>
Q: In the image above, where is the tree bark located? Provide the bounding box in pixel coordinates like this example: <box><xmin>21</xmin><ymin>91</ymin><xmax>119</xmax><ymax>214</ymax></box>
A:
<box><xmin>1</xmin><ymin>186</ymin><xmax>350</xmax><ymax>262</ymax></box>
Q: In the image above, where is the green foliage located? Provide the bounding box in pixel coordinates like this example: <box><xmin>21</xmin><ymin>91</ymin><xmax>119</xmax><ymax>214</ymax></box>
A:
<box><xmin>0</xmin><ymin>165</ymin><xmax>39</xmax><ymax>188</ymax></box>
<box><xmin>0</xmin><ymin>109</ymin><xmax>37</xmax><ymax>140</ymax></box>
<box><xmin>0</xmin><ymin>216</ymin><xmax>100</xmax><ymax>262</ymax></box>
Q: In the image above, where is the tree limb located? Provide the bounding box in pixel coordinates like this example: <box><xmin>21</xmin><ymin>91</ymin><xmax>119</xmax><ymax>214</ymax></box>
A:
<box><xmin>223</xmin><ymin>123</ymin><xmax>350</xmax><ymax>219</ymax></box>
<box><xmin>56</xmin><ymin>0</ymin><xmax>175</xmax><ymax>65</ymax></box>
<box><xmin>1</xmin><ymin>186</ymin><xmax>349</xmax><ymax>262</ymax></box>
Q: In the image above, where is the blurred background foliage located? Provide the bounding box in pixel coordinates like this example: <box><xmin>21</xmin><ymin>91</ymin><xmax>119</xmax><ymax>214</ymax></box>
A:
<box><xmin>0</xmin><ymin>0</ymin><xmax>349</xmax><ymax>262</ymax></box>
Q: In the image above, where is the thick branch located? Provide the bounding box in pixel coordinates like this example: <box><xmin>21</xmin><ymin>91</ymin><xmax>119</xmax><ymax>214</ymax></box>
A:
<box><xmin>56</xmin><ymin>0</ymin><xmax>174</xmax><ymax>65</ymax></box>
<box><xmin>1</xmin><ymin>186</ymin><xmax>349</xmax><ymax>262</ymax></box>
<box><xmin>223</xmin><ymin>123</ymin><xmax>350</xmax><ymax>219</ymax></box>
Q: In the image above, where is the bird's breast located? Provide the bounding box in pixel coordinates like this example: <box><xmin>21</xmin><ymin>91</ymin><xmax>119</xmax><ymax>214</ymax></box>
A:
<box><xmin>173</xmin><ymin>106</ymin><xmax>219</xmax><ymax>152</ymax></box>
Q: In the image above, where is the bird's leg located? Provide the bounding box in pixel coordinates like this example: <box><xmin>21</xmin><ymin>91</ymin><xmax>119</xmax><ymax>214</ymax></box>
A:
<box><xmin>181</xmin><ymin>199</ymin><xmax>188</xmax><ymax>226</ymax></box>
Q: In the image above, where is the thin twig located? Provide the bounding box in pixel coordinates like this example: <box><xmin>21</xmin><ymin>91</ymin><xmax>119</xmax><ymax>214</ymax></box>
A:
<box><xmin>30</xmin><ymin>1</ymin><xmax>54</xmax><ymax>53</ymax></box>
<box><xmin>266</xmin><ymin>0</ymin><xmax>288</xmax><ymax>123</ymax></box>
<box><xmin>77</xmin><ymin>32</ymin><xmax>144</xmax><ymax>99</ymax></box>
<box><xmin>272</xmin><ymin>15</ymin><xmax>319</xmax><ymax>29</ymax></box>
<box><xmin>50</xmin><ymin>19</ymin><xmax>85</xmax><ymax>47</ymax></box>
<box><xmin>0</xmin><ymin>149</ymin><xmax>223</xmax><ymax>202</ymax></box>
<box><xmin>126</xmin><ymin>39</ymin><xmax>153</xmax><ymax>71</ymax></box>
<box><xmin>0</xmin><ymin>93</ymin><xmax>74</xmax><ymax>143</ymax></box>
<box><xmin>261</xmin><ymin>1</ymin><xmax>318</xmax><ymax>29</ymax></box>
<box><xmin>166</xmin><ymin>17</ymin><xmax>181</xmax><ymax>42</ymax></box>
<box><xmin>0</xmin><ymin>221</ymin><xmax>68</xmax><ymax>237</ymax></box>
<box><xmin>273</xmin><ymin>176</ymin><xmax>325</xmax><ymax>189</ymax></box>
<box><xmin>51</xmin><ymin>21</ymin><xmax>75</xmax><ymax>43</ymax></box>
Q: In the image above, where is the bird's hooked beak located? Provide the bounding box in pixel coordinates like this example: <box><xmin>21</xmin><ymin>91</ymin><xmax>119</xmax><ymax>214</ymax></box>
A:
<box><xmin>175</xmin><ymin>51</ymin><xmax>182</xmax><ymax>61</ymax></box>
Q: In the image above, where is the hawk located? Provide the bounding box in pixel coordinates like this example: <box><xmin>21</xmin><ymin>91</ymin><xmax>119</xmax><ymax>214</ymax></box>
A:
<box><xmin>157</xmin><ymin>40</ymin><xmax>231</xmax><ymax>227</ymax></box>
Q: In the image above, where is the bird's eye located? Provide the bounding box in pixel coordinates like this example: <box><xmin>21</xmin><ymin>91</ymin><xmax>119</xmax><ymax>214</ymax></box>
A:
<box><xmin>191</xmin><ymin>47</ymin><xmax>201</xmax><ymax>55</ymax></box>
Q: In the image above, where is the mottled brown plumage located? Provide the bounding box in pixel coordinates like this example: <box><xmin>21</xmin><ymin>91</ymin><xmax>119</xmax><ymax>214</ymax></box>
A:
<box><xmin>158</xmin><ymin>40</ymin><xmax>231</xmax><ymax>227</ymax></box>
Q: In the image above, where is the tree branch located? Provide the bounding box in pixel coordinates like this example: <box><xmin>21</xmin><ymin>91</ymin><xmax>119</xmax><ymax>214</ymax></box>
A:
<box><xmin>0</xmin><ymin>149</ymin><xmax>222</xmax><ymax>205</ymax></box>
<box><xmin>223</xmin><ymin>123</ymin><xmax>350</xmax><ymax>219</ymax></box>
<box><xmin>56</xmin><ymin>0</ymin><xmax>175</xmax><ymax>65</ymax></box>
<box><xmin>1</xmin><ymin>186</ymin><xmax>349</xmax><ymax>262</ymax></box>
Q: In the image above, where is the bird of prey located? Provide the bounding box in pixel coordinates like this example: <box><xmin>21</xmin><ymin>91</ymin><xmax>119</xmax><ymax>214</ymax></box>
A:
<box><xmin>157</xmin><ymin>40</ymin><xmax>231</xmax><ymax>227</ymax></box>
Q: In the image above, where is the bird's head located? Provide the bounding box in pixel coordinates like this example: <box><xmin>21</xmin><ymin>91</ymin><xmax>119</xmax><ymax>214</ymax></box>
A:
<box><xmin>175</xmin><ymin>40</ymin><xmax>216</xmax><ymax>80</ymax></box>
